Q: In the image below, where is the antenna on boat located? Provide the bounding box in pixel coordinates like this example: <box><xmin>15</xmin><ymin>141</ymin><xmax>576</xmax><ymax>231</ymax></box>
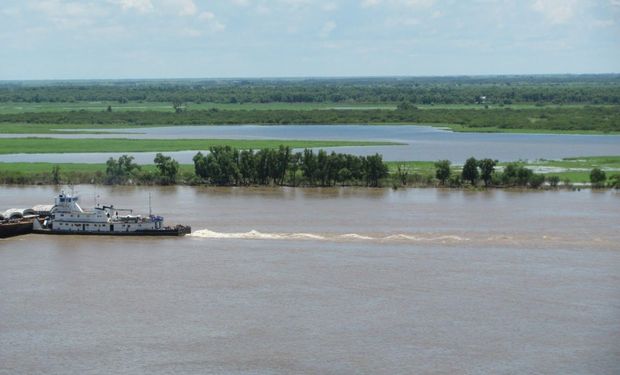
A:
<box><xmin>148</xmin><ymin>192</ymin><xmax>152</xmax><ymax>217</ymax></box>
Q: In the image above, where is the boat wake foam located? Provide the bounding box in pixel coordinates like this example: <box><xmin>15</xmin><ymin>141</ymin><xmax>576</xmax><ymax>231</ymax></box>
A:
<box><xmin>190</xmin><ymin>229</ymin><xmax>469</xmax><ymax>243</ymax></box>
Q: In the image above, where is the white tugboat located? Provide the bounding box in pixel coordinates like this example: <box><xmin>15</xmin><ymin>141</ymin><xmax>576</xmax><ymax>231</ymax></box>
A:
<box><xmin>33</xmin><ymin>193</ymin><xmax>191</xmax><ymax>236</ymax></box>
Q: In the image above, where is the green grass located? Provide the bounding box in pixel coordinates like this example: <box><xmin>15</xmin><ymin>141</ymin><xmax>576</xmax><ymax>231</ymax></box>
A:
<box><xmin>386</xmin><ymin>161</ymin><xmax>437</xmax><ymax>174</ymax></box>
<box><xmin>0</xmin><ymin>138</ymin><xmax>400</xmax><ymax>154</ymax></box>
<box><xmin>0</xmin><ymin>162</ymin><xmax>195</xmax><ymax>174</ymax></box>
<box><xmin>0</xmin><ymin>101</ymin><xmax>397</xmax><ymax>114</ymax></box>
<box><xmin>436</xmin><ymin>124</ymin><xmax>620</xmax><ymax>135</ymax></box>
<box><xmin>0</xmin><ymin>123</ymin><xmax>145</xmax><ymax>134</ymax></box>
<box><xmin>531</xmin><ymin>156</ymin><xmax>620</xmax><ymax>169</ymax></box>
<box><xmin>3</xmin><ymin>155</ymin><xmax>619</xmax><ymax>185</ymax></box>
<box><xmin>1</xmin><ymin>101</ymin><xmax>611</xmax><ymax>115</ymax></box>
<box><xmin>414</xmin><ymin>103</ymin><xmax>616</xmax><ymax>110</ymax></box>
<box><xmin>3</xmin><ymin>121</ymin><xmax>618</xmax><ymax>136</ymax></box>
<box><xmin>386</xmin><ymin>156</ymin><xmax>620</xmax><ymax>184</ymax></box>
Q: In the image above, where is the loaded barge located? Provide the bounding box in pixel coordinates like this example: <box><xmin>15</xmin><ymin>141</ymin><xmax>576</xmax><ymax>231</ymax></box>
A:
<box><xmin>0</xmin><ymin>218</ymin><xmax>38</xmax><ymax>238</ymax></box>
<box><xmin>0</xmin><ymin>208</ymin><xmax>42</xmax><ymax>239</ymax></box>
<box><xmin>1</xmin><ymin>193</ymin><xmax>190</xmax><ymax>238</ymax></box>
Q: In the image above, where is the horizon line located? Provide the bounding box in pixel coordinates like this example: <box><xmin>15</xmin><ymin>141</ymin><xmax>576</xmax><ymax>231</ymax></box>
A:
<box><xmin>1</xmin><ymin>72</ymin><xmax>619</xmax><ymax>83</ymax></box>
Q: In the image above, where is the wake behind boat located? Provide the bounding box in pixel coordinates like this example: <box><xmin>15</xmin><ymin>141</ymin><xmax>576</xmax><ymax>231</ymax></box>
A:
<box><xmin>33</xmin><ymin>193</ymin><xmax>191</xmax><ymax>236</ymax></box>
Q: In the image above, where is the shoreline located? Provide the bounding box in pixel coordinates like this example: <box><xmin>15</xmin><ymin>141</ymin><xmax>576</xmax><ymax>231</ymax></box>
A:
<box><xmin>2</xmin><ymin>155</ymin><xmax>619</xmax><ymax>186</ymax></box>
<box><xmin>1</xmin><ymin>122</ymin><xmax>619</xmax><ymax>136</ymax></box>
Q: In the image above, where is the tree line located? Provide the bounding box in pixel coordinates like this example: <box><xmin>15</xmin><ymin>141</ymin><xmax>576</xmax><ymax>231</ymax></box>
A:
<box><xmin>2</xmin><ymin>75</ymin><xmax>620</xmax><ymax>105</ymax></box>
<box><xmin>99</xmin><ymin>147</ymin><xmax>389</xmax><ymax>187</ymax></box>
<box><xmin>434</xmin><ymin>157</ymin><xmax>617</xmax><ymax>188</ymax></box>
<box><xmin>2</xmin><ymin>151</ymin><xmax>618</xmax><ymax>188</ymax></box>
<box><xmin>2</xmin><ymin>105</ymin><xmax>618</xmax><ymax>132</ymax></box>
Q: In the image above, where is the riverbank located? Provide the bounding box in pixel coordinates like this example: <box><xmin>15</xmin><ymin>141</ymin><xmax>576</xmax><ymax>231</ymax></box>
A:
<box><xmin>0</xmin><ymin>105</ymin><xmax>618</xmax><ymax>134</ymax></box>
<box><xmin>0</xmin><ymin>138</ymin><xmax>399</xmax><ymax>154</ymax></box>
<box><xmin>2</xmin><ymin>156</ymin><xmax>618</xmax><ymax>188</ymax></box>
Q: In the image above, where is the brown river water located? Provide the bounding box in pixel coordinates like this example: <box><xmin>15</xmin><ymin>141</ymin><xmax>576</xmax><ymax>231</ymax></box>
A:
<box><xmin>1</xmin><ymin>186</ymin><xmax>619</xmax><ymax>374</ymax></box>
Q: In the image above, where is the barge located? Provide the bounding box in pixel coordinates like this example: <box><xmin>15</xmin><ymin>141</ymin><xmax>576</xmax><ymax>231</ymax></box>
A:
<box><xmin>0</xmin><ymin>218</ymin><xmax>37</xmax><ymax>239</ymax></box>
<box><xmin>32</xmin><ymin>193</ymin><xmax>191</xmax><ymax>236</ymax></box>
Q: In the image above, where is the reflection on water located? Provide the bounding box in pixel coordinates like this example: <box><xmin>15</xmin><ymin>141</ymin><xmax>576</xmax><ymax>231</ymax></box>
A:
<box><xmin>1</xmin><ymin>124</ymin><xmax>619</xmax><ymax>163</ymax></box>
<box><xmin>1</xmin><ymin>186</ymin><xmax>619</xmax><ymax>374</ymax></box>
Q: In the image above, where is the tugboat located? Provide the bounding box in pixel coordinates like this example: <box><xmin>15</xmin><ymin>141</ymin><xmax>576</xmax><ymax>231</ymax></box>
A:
<box><xmin>33</xmin><ymin>193</ymin><xmax>191</xmax><ymax>236</ymax></box>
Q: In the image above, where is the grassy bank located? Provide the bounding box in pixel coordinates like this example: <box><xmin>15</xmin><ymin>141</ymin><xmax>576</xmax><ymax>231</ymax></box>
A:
<box><xmin>0</xmin><ymin>138</ymin><xmax>399</xmax><ymax>154</ymax></box>
<box><xmin>386</xmin><ymin>156</ymin><xmax>620</xmax><ymax>184</ymax></box>
<box><xmin>0</xmin><ymin>101</ymin><xmax>398</xmax><ymax>114</ymax></box>
<box><xmin>1</xmin><ymin>101</ymin><xmax>612</xmax><ymax>115</ymax></box>
<box><xmin>0</xmin><ymin>105</ymin><xmax>618</xmax><ymax>134</ymax></box>
<box><xmin>3</xmin><ymin>156</ymin><xmax>618</xmax><ymax>187</ymax></box>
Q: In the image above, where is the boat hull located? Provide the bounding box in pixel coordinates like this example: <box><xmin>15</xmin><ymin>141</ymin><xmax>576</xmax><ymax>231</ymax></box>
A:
<box><xmin>0</xmin><ymin>220</ymin><xmax>34</xmax><ymax>238</ymax></box>
<box><xmin>32</xmin><ymin>225</ymin><xmax>191</xmax><ymax>237</ymax></box>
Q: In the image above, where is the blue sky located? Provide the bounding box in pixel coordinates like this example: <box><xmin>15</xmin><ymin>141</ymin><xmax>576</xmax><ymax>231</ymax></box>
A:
<box><xmin>1</xmin><ymin>0</ymin><xmax>619</xmax><ymax>79</ymax></box>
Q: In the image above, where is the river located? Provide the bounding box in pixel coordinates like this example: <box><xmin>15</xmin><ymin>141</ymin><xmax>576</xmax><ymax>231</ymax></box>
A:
<box><xmin>1</xmin><ymin>125</ymin><xmax>619</xmax><ymax>163</ymax></box>
<box><xmin>1</xmin><ymin>186</ymin><xmax>619</xmax><ymax>374</ymax></box>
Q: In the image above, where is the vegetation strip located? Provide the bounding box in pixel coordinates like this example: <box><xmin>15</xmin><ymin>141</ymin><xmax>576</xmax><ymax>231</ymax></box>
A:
<box><xmin>0</xmin><ymin>138</ymin><xmax>399</xmax><ymax>154</ymax></box>
<box><xmin>0</xmin><ymin>105</ymin><xmax>618</xmax><ymax>134</ymax></box>
<box><xmin>1</xmin><ymin>155</ymin><xmax>618</xmax><ymax>187</ymax></box>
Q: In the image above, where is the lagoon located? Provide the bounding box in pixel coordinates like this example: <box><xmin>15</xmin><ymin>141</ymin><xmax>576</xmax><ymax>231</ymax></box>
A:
<box><xmin>0</xmin><ymin>125</ymin><xmax>618</xmax><ymax>164</ymax></box>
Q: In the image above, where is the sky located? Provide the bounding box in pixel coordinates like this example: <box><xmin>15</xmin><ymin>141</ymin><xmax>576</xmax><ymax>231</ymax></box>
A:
<box><xmin>0</xmin><ymin>0</ymin><xmax>619</xmax><ymax>79</ymax></box>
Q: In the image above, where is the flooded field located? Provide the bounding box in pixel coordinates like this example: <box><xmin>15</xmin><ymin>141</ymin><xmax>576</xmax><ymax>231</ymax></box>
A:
<box><xmin>1</xmin><ymin>186</ymin><xmax>619</xmax><ymax>374</ymax></box>
<box><xmin>1</xmin><ymin>125</ymin><xmax>619</xmax><ymax>163</ymax></box>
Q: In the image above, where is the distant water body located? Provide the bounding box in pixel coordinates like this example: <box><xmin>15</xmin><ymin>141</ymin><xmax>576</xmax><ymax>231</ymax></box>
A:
<box><xmin>1</xmin><ymin>186</ymin><xmax>619</xmax><ymax>374</ymax></box>
<box><xmin>1</xmin><ymin>125</ymin><xmax>618</xmax><ymax>163</ymax></box>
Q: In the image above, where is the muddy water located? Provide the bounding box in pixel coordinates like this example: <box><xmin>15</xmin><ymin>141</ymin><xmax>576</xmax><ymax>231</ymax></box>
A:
<box><xmin>1</xmin><ymin>186</ymin><xmax>619</xmax><ymax>374</ymax></box>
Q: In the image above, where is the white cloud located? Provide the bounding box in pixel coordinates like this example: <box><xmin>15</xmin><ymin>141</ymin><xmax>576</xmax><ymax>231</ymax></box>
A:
<box><xmin>362</xmin><ymin>0</ymin><xmax>436</xmax><ymax>8</ymax></box>
<box><xmin>198</xmin><ymin>11</ymin><xmax>215</xmax><ymax>20</ymax></box>
<box><xmin>322</xmin><ymin>2</ymin><xmax>339</xmax><ymax>11</ymax></box>
<box><xmin>176</xmin><ymin>0</ymin><xmax>197</xmax><ymax>16</ymax></box>
<box><xmin>29</xmin><ymin>1</ymin><xmax>108</xmax><ymax>29</ymax></box>
<box><xmin>319</xmin><ymin>20</ymin><xmax>336</xmax><ymax>38</ymax></box>
<box><xmin>198</xmin><ymin>11</ymin><xmax>226</xmax><ymax>31</ymax></box>
<box><xmin>1</xmin><ymin>6</ymin><xmax>21</xmax><ymax>17</ymax></box>
<box><xmin>531</xmin><ymin>0</ymin><xmax>580</xmax><ymax>24</ymax></box>
<box><xmin>361</xmin><ymin>0</ymin><xmax>381</xmax><ymax>7</ymax></box>
<box><xmin>109</xmin><ymin>0</ymin><xmax>153</xmax><ymax>13</ymax></box>
<box><xmin>180</xmin><ymin>27</ymin><xmax>202</xmax><ymax>37</ymax></box>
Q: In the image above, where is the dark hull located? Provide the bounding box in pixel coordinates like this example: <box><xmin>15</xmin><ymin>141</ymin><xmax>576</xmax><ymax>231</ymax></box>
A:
<box><xmin>32</xmin><ymin>226</ymin><xmax>191</xmax><ymax>237</ymax></box>
<box><xmin>0</xmin><ymin>220</ymin><xmax>34</xmax><ymax>238</ymax></box>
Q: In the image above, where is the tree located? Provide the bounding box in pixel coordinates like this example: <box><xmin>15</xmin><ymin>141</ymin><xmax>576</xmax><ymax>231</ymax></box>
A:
<box><xmin>528</xmin><ymin>173</ymin><xmax>545</xmax><ymax>189</ymax></box>
<box><xmin>364</xmin><ymin>154</ymin><xmax>388</xmax><ymax>187</ymax></box>
<box><xmin>154</xmin><ymin>153</ymin><xmax>179</xmax><ymax>185</ymax></box>
<box><xmin>590</xmin><ymin>168</ymin><xmax>606</xmax><ymax>187</ymax></box>
<box><xmin>337</xmin><ymin>168</ymin><xmax>352</xmax><ymax>186</ymax></box>
<box><xmin>239</xmin><ymin>149</ymin><xmax>256</xmax><ymax>185</ymax></box>
<box><xmin>172</xmin><ymin>100</ymin><xmax>185</xmax><ymax>113</ymax></box>
<box><xmin>206</xmin><ymin>146</ymin><xmax>240</xmax><ymax>185</ymax></box>
<box><xmin>274</xmin><ymin>145</ymin><xmax>291</xmax><ymax>185</ymax></box>
<box><xmin>193</xmin><ymin>152</ymin><xmax>208</xmax><ymax>180</ymax></box>
<box><xmin>287</xmin><ymin>152</ymin><xmax>301</xmax><ymax>186</ymax></box>
<box><xmin>396</xmin><ymin>165</ymin><xmax>409</xmax><ymax>186</ymax></box>
<box><xmin>105</xmin><ymin>155</ymin><xmax>140</xmax><ymax>185</ymax></box>
<box><xmin>51</xmin><ymin>165</ymin><xmax>61</xmax><ymax>185</ymax></box>
<box><xmin>434</xmin><ymin>160</ymin><xmax>451</xmax><ymax>185</ymax></box>
<box><xmin>548</xmin><ymin>175</ymin><xmax>560</xmax><ymax>188</ymax></box>
<box><xmin>478</xmin><ymin>158</ymin><xmax>497</xmax><ymax>187</ymax></box>
<box><xmin>301</xmin><ymin>149</ymin><xmax>318</xmax><ymax>185</ymax></box>
<box><xmin>461</xmin><ymin>157</ymin><xmax>479</xmax><ymax>185</ymax></box>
